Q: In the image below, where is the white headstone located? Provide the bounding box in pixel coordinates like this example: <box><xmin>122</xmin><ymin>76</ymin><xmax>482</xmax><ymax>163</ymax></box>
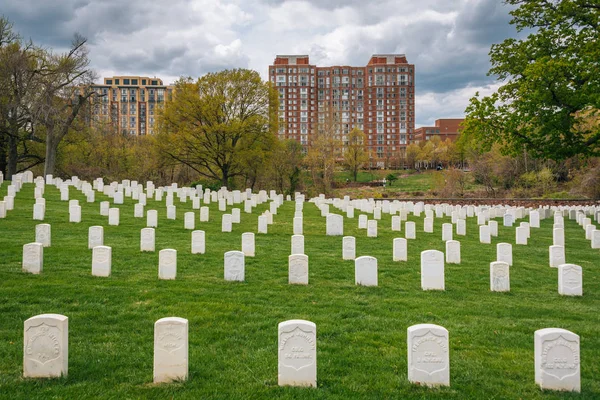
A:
<box><xmin>200</xmin><ymin>206</ymin><xmax>209</xmax><ymax>222</ymax></box>
<box><xmin>289</xmin><ymin>254</ymin><xmax>309</xmax><ymax>285</ymax></box>
<box><xmin>326</xmin><ymin>213</ymin><xmax>343</xmax><ymax>236</ymax></box>
<box><xmin>146</xmin><ymin>209</ymin><xmax>158</xmax><ymax>228</ymax></box>
<box><xmin>405</xmin><ymin>222</ymin><xmax>416</xmax><ymax>239</ymax></box>
<box><xmin>421</xmin><ymin>250</ymin><xmax>444</xmax><ymax>290</ymax></box>
<box><xmin>516</xmin><ymin>226</ymin><xmax>528</xmax><ymax>245</ymax></box>
<box><xmin>69</xmin><ymin>205</ymin><xmax>81</xmax><ymax>223</ymax></box>
<box><xmin>231</xmin><ymin>208</ymin><xmax>241</xmax><ymax>224</ymax></box>
<box><xmin>278</xmin><ymin>320</ymin><xmax>317</xmax><ymax>387</ymax></box>
<box><xmin>445</xmin><ymin>240</ymin><xmax>460</xmax><ymax>264</ymax></box>
<box><xmin>479</xmin><ymin>225</ymin><xmax>491</xmax><ymax>244</ymax></box>
<box><xmin>592</xmin><ymin>230</ymin><xmax>600</xmax><ymax>249</ymax></box>
<box><xmin>424</xmin><ymin>217</ymin><xmax>433</xmax><ymax>233</ymax></box>
<box><xmin>393</xmin><ymin>238</ymin><xmax>408</xmax><ymax>262</ymax></box>
<box><xmin>100</xmin><ymin>201</ymin><xmax>110</xmax><ymax>216</ymax></box>
<box><xmin>167</xmin><ymin>205</ymin><xmax>176</xmax><ymax>220</ymax></box>
<box><xmin>342</xmin><ymin>236</ymin><xmax>355</xmax><ymax>260</ymax></box>
<box><xmin>558</xmin><ymin>264</ymin><xmax>582</xmax><ymax>296</ymax></box>
<box><xmin>134</xmin><ymin>203</ymin><xmax>144</xmax><ymax>218</ymax></box>
<box><xmin>358</xmin><ymin>214</ymin><xmax>367</xmax><ymax>229</ymax></box>
<box><xmin>23</xmin><ymin>314</ymin><xmax>68</xmax><ymax>378</ymax></box>
<box><xmin>86</xmin><ymin>226</ymin><xmax>103</xmax><ymax>249</ymax></box>
<box><xmin>407</xmin><ymin>324</ymin><xmax>449</xmax><ymax>387</ymax></box>
<box><xmin>530</xmin><ymin>210</ymin><xmax>540</xmax><ymax>228</ymax></box>
<box><xmin>224</xmin><ymin>251</ymin><xmax>245</xmax><ymax>281</ymax></box>
<box><xmin>258</xmin><ymin>215</ymin><xmax>268</xmax><ymax>234</ymax></box>
<box><xmin>222</xmin><ymin>214</ymin><xmax>232</xmax><ymax>232</ymax></box>
<box><xmin>33</xmin><ymin>203</ymin><xmax>45</xmax><ymax>220</ymax></box>
<box><xmin>92</xmin><ymin>246</ymin><xmax>112</xmax><ymax>277</ymax></box>
<box><xmin>549</xmin><ymin>245</ymin><xmax>565</xmax><ymax>268</ymax></box>
<box><xmin>442</xmin><ymin>223</ymin><xmax>453</xmax><ymax>242</ymax></box>
<box><xmin>153</xmin><ymin>317</ymin><xmax>189</xmax><ymax>383</ymax></box>
<box><xmin>158</xmin><ymin>249</ymin><xmax>177</xmax><ymax>280</ymax></box>
<box><xmin>108</xmin><ymin>208</ymin><xmax>119</xmax><ymax>226</ymax></box>
<box><xmin>367</xmin><ymin>220</ymin><xmax>378</xmax><ymax>238</ymax></box>
<box><xmin>496</xmin><ymin>243</ymin><xmax>513</xmax><ymax>266</ymax></box>
<box><xmin>534</xmin><ymin>328</ymin><xmax>580</xmax><ymax>392</ymax></box>
<box><xmin>242</xmin><ymin>232</ymin><xmax>255</xmax><ymax>257</ymax></box>
<box><xmin>346</xmin><ymin>205</ymin><xmax>354</xmax><ymax>218</ymax></box>
<box><xmin>191</xmin><ymin>230</ymin><xmax>205</xmax><ymax>254</ymax></box>
<box><xmin>489</xmin><ymin>220</ymin><xmax>498</xmax><ymax>237</ymax></box>
<box><xmin>490</xmin><ymin>261</ymin><xmax>510</xmax><ymax>292</ymax></box>
<box><xmin>293</xmin><ymin>217</ymin><xmax>303</xmax><ymax>235</ymax></box>
<box><xmin>291</xmin><ymin>235</ymin><xmax>304</xmax><ymax>255</ymax></box>
<box><xmin>35</xmin><ymin>224</ymin><xmax>51</xmax><ymax>247</ymax></box>
<box><xmin>141</xmin><ymin>228</ymin><xmax>156</xmax><ymax>252</ymax></box>
<box><xmin>355</xmin><ymin>256</ymin><xmax>377</xmax><ymax>286</ymax></box>
<box><xmin>22</xmin><ymin>243</ymin><xmax>43</xmax><ymax>274</ymax></box>
<box><xmin>456</xmin><ymin>219</ymin><xmax>466</xmax><ymax>236</ymax></box>
<box><xmin>553</xmin><ymin>228</ymin><xmax>565</xmax><ymax>247</ymax></box>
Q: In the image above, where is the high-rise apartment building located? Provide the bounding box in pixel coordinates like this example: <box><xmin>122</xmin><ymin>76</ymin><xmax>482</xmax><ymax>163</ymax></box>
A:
<box><xmin>89</xmin><ymin>76</ymin><xmax>173</xmax><ymax>136</ymax></box>
<box><xmin>269</xmin><ymin>54</ymin><xmax>415</xmax><ymax>167</ymax></box>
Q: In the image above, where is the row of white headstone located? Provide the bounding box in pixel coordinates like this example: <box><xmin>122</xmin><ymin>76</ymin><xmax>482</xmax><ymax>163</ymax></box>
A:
<box><xmin>22</xmin><ymin>314</ymin><xmax>581</xmax><ymax>392</ymax></box>
<box><xmin>22</xmin><ymin>235</ymin><xmax>583</xmax><ymax>295</ymax></box>
<box><xmin>321</xmin><ymin>209</ymin><xmax>600</xmax><ymax>249</ymax></box>
<box><xmin>3</xmin><ymin>173</ymin><xmax>599</xmax><ymax>252</ymax></box>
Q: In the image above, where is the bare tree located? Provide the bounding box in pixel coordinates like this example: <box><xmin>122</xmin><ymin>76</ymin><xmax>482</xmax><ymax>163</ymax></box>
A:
<box><xmin>35</xmin><ymin>34</ymin><xmax>97</xmax><ymax>176</ymax></box>
<box><xmin>0</xmin><ymin>16</ymin><xmax>45</xmax><ymax>177</ymax></box>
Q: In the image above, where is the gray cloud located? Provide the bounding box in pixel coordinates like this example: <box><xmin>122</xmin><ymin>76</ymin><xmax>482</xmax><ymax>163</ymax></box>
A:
<box><xmin>2</xmin><ymin>0</ymin><xmax>519</xmax><ymax>126</ymax></box>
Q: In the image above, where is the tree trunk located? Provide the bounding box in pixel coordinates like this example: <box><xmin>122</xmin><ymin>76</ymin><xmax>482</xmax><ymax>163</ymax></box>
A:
<box><xmin>221</xmin><ymin>165</ymin><xmax>229</xmax><ymax>188</ymax></box>
<box><xmin>44</xmin><ymin>136</ymin><xmax>58</xmax><ymax>177</ymax></box>
<box><xmin>7</xmin><ymin>134</ymin><xmax>18</xmax><ymax>179</ymax></box>
<box><xmin>0</xmin><ymin>134</ymin><xmax>7</xmax><ymax>177</ymax></box>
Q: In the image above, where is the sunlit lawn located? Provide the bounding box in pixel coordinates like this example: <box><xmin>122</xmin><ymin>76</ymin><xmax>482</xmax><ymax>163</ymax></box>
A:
<box><xmin>0</xmin><ymin>182</ymin><xmax>599</xmax><ymax>399</ymax></box>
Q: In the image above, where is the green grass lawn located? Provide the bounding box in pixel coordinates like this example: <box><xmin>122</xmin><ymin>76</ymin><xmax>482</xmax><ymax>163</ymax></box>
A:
<box><xmin>0</xmin><ymin>182</ymin><xmax>599</xmax><ymax>399</ymax></box>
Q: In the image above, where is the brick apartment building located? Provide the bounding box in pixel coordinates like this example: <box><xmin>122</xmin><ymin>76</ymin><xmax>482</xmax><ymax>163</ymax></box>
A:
<box><xmin>89</xmin><ymin>76</ymin><xmax>173</xmax><ymax>136</ymax></box>
<box><xmin>414</xmin><ymin>118</ymin><xmax>465</xmax><ymax>142</ymax></box>
<box><xmin>269</xmin><ymin>54</ymin><xmax>415</xmax><ymax>167</ymax></box>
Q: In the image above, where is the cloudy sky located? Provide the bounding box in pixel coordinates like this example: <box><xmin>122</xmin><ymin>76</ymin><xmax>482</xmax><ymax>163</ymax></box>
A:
<box><xmin>2</xmin><ymin>0</ymin><xmax>520</xmax><ymax>127</ymax></box>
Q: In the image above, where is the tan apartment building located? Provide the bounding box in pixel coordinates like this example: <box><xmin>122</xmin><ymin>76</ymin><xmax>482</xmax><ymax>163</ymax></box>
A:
<box><xmin>414</xmin><ymin>118</ymin><xmax>465</xmax><ymax>142</ymax></box>
<box><xmin>90</xmin><ymin>76</ymin><xmax>173</xmax><ymax>136</ymax></box>
<box><xmin>269</xmin><ymin>54</ymin><xmax>415</xmax><ymax>168</ymax></box>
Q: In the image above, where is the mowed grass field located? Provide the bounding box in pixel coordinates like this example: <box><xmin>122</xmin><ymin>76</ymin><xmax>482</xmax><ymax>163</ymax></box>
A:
<box><xmin>0</xmin><ymin>182</ymin><xmax>599</xmax><ymax>399</ymax></box>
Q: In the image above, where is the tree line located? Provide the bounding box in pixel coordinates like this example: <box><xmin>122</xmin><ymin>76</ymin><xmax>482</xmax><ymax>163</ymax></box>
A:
<box><xmin>1</xmin><ymin>1</ymin><xmax>598</xmax><ymax>197</ymax></box>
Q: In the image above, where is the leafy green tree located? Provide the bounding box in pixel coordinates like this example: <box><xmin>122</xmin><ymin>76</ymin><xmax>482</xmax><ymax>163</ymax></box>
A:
<box><xmin>385</xmin><ymin>173</ymin><xmax>398</xmax><ymax>186</ymax></box>
<box><xmin>463</xmin><ymin>0</ymin><xmax>600</xmax><ymax>160</ymax></box>
<box><xmin>271</xmin><ymin>139</ymin><xmax>304</xmax><ymax>195</ymax></box>
<box><xmin>343</xmin><ymin>127</ymin><xmax>368</xmax><ymax>181</ymax></box>
<box><xmin>158</xmin><ymin>69</ymin><xmax>278</xmax><ymax>187</ymax></box>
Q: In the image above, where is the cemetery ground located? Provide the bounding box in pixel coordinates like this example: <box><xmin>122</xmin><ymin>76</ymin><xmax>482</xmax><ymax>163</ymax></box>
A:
<box><xmin>1</xmin><ymin>184</ymin><xmax>599</xmax><ymax>399</ymax></box>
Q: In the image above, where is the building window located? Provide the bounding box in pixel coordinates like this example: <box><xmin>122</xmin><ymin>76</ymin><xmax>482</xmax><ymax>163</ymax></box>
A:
<box><xmin>115</xmin><ymin>79</ymin><xmax>120</xmax><ymax>84</ymax></box>
<box><xmin>106</xmin><ymin>79</ymin><xmax>112</xmax><ymax>85</ymax></box>
<box><xmin>142</xmin><ymin>79</ymin><xmax>146</xmax><ymax>85</ymax></box>
<box><xmin>124</xmin><ymin>79</ymin><xmax>130</xmax><ymax>85</ymax></box>
<box><xmin>132</xmin><ymin>79</ymin><xmax>138</xmax><ymax>85</ymax></box>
